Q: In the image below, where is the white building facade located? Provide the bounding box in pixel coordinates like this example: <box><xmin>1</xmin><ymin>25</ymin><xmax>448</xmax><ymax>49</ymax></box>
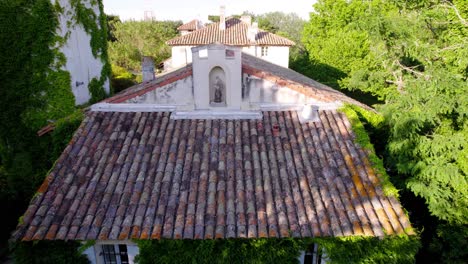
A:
<box><xmin>166</xmin><ymin>11</ymin><xmax>294</xmax><ymax>70</ymax></box>
<box><xmin>55</xmin><ymin>0</ymin><xmax>110</xmax><ymax>105</ymax></box>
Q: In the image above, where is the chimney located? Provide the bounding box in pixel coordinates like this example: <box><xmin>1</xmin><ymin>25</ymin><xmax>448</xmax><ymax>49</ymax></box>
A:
<box><xmin>240</xmin><ymin>15</ymin><xmax>251</xmax><ymax>25</ymax></box>
<box><xmin>248</xmin><ymin>22</ymin><xmax>258</xmax><ymax>43</ymax></box>
<box><xmin>219</xmin><ymin>5</ymin><xmax>226</xmax><ymax>30</ymax></box>
<box><xmin>298</xmin><ymin>104</ymin><xmax>319</xmax><ymax>123</ymax></box>
<box><xmin>142</xmin><ymin>56</ymin><xmax>155</xmax><ymax>82</ymax></box>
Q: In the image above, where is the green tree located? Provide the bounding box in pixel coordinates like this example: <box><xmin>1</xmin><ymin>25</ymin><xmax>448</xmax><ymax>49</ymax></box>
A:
<box><xmin>108</xmin><ymin>20</ymin><xmax>181</xmax><ymax>72</ymax></box>
<box><xmin>302</xmin><ymin>0</ymin><xmax>467</xmax><ymax>261</ymax></box>
<box><xmin>254</xmin><ymin>12</ymin><xmax>306</xmax><ymax>62</ymax></box>
<box><xmin>256</xmin><ymin>12</ymin><xmax>305</xmax><ymax>46</ymax></box>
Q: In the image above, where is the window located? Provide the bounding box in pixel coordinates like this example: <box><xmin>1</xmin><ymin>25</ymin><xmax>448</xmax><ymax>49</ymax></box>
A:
<box><xmin>261</xmin><ymin>46</ymin><xmax>268</xmax><ymax>57</ymax></box>
<box><xmin>225</xmin><ymin>49</ymin><xmax>235</xmax><ymax>58</ymax></box>
<box><xmin>101</xmin><ymin>244</ymin><xmax>129</xmax><ymax>264</ymax></box>
<box><xmin>303</xmin><ymin>244</ymin><xmax>326</xmax><ymax>264</ymax></box>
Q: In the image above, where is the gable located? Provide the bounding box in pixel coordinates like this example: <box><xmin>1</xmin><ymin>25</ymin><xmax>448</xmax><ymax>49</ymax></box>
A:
<box><xmin>167</xmin><ymin>18</ymin><xmax>295</xmax><ymax>47</ymax></box>
<box><xmin>98</xmin><ymin>49</ymin><xmax>367</xmax><ymax>115</ymax></box>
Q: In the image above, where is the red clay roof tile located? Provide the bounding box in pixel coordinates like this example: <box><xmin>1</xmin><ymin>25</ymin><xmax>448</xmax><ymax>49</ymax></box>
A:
<box><xmin>14</xmin><ymin>110</ymin><xmax>413</xmax><ymax>241</ymax></box>
<box><xmin>177</xmin><ymin>19</ymin><xmax>200</xmax><ymax>31</ymax></box>
<box><xmin>167</xmin><ymin>18</ymin><xmax>295</xmax><ymax>46</ymax></box>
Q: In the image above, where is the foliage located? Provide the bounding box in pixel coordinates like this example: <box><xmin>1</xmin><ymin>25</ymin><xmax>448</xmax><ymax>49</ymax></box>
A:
<box><xmin>316</xmin><ymin>236</ymin><xmax>420</xmax><ymax>264</ymax></box>
<box><xmin>108</xmin><ymin>20</ymin><xmax>181</xmax><ymax>73</ymax></box>
<box><xmin>256</xmin><ymin>12</ymin><xmax>305</xmax><ymax>46</ymax></box>
<box><xmin>135</xmin><ymin>236</ymin><xmax>419</xmax><ymax>264</ymax></box>
<box><xmin>0</xmin><ymin>0</ymin><xmax>76</xmax><ymax>256</ymax></box>
<box><xmin>106</xmin><ymin>14</ymin><xmax>121</xmax><ymax>42</ymax></box>
<box><xmin>136</xmin><ymin>238</ymin><xmax>303</xmax><ymax>264</ymax></box>
<box><xmin>304</xmin><ymin>0</ymin><xmax>468</xmax><ymax>225</ymax></box>
<box><xmin>0</xmin><ymin>0</ymin><xmax>109</xmax><ymax>260</ymax></box>
<box><xmin>429</xmin><ymin>223</ymin><xmax>468</xmax><ymax>263</ymax></box>
<box><xmin>339</xmin><ymin>105</ymin><xmax>399</xmax><ymax>198</ymax></box>
<box><xmin>50</xmin><ymin>110</ymin><xmax>85</xmax><ymax>162</ymax></box>
<box><xmin>208</xmin><ymin>15</ymin><xmax>220</xmax><ymax>23</ymax></box>
<box><xmin>13</xmin><ymin>241</ymin><xmax>89</xmax><ymax>264</ymax></box>
<box><xmin>251</xmin><ymin>12</ymin><xmax>306</xmax><ymax>62</ymax></box>
<box><xmin>70</xmin><ymin>0</ymin><xmax>111</xmax><ymax>101</ymax></box>
<box><xmin>111</xmin><ymin>64</ymin><xmax>138</xmax><ymax>93</ymax></box>
<box><xmin>302</xmin><ymin>0</ymin><xmax>468</xmax><ymax>260</ymax></box>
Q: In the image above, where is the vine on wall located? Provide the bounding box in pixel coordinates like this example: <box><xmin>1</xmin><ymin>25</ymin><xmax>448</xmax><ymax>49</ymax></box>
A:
<box><xmin>69</xmin><ymin>0</ymin><xmax>111</xmax><ymax>102</ymax></box>
<box><xmin>1</xmin><ymin>0</ymin><xmax>110</xmax><ymax>260</ymax></box>
<box><xmin>135</xmin><ymin>236</ymin><xmax>420</xmax><ymax>264</ymax></box>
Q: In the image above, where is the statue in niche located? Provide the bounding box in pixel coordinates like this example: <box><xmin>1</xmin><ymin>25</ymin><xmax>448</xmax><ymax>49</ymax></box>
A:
<box><xmin>212</xmin><ymin>75</ymin><xmax>225</xmax><ymax>103</ymax></box>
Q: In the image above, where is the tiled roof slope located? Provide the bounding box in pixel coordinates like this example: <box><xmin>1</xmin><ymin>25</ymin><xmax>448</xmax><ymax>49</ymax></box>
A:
<box><xmin>178</xmin><ymin>20</ymin><xmax>199</xmax><ymax>31</ymax></box>
<box><xmin>104</xmin><ymin>65</ymin><xmax>193</xmax><ymax>104</ymax></box>
<box><xmin>242</xmin><ymin>53</ymin><xmax>373</xmax><ymax>111</ymax></box>
<box><xmin>14</xmin><ymin>110</ymin><xmax>412</xmax><ymax>241</ymax></box>
<box><xmin>167</xmin><ymin>18</ymin><xmax>295</xmax><ymax>46</ymax></box>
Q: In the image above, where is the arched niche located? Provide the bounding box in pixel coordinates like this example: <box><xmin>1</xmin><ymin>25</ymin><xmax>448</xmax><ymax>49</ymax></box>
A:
<box><xmin>209</xmin><ymin>66</ymin><xmax>226</xmax><ymax>106</ymax></box>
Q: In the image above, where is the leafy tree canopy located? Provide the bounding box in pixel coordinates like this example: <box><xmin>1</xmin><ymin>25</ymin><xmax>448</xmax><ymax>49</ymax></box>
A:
<box><xmin>108</xmin><ymin>19</ymin><xmax>181</xmax><ymax>73</ymax></box>
<box><xmin>303</xmin><ymin>0</ymin><xmax>468</xmax><ymax>226</ymax></box>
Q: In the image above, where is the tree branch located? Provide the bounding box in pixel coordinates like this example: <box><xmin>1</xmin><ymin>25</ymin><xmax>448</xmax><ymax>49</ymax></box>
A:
<box><xmin>441</xmin><ymin>1</ymin><xmax>468</xmax><ymax>26</ymax></box>
<box><xmin>394</xmin><ymin>60</ymin><xmax>431</xmax><ymax>80</ymax></box>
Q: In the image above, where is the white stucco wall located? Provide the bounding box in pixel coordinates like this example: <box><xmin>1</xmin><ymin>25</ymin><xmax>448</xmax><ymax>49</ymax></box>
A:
<box><xmin>56</xmin><ymin>0</ymin><xmax>110</xmax><ymax>105</ymax></box>
<box><xmin>256</xmin><ymin>46</ymin><xmax>290</xmax><ymax>68</ymax></box>
<box><xmin>171</xmin><ymin>46</ymin><xmax>194</xmax><ymax>68</ymax></box>
<box><xmin>242</xmin><ymin>73</ymin><xmax>306</xmax><ymax>106</ymax></box>
<box><xmin>83</xmin><ymin>246</ymin><xmax>97</xmax><ymax>264</ymax></box>
<box><xmin>242</xmin><ymin>46</ymin><xmax>257</xmax><ymax>57</ymax></box>
<box><xmin>125</xmin><ymin>76</ymin><xmax>193</xmax><ymax>107</ymax></box>
<box><xmin>192</xmin><ymin>45</ymin><xmax>242</xmax><ymax>110</ymax></box>
<box><xmin>171</xmin><ymin>45</ymin><xmax>290</xmax><ymax>69</ymax></box>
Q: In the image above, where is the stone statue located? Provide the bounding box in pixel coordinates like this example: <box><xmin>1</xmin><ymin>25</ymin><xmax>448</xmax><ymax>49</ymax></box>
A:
<box><xmin>213</xmin><ymin>75</ymin><xmax>224</xmax><ymax>103</ymax></box>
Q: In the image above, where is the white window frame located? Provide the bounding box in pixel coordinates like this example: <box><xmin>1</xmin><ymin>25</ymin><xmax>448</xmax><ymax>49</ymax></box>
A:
<box><xmin>261</xmin><ymin>46</ymin><xmax>268</xmax><ymax>57</ymax></box>
<box><xmin>89</xmin><ymin>241</ymin><xmax>138</xmax><ymax>264</ymax></box>
<box><xmin>299</xmin><ymin>244</ymin><xmax>328</xmax><ymax>264</ymax></box>
<box><xmin>100</xmin><ymin>244</ymin><xmax>129</xmax><ymax>264</ymax></box>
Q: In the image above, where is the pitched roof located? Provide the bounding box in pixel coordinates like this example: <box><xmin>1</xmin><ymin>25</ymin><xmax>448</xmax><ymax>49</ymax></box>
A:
<box><xmin>177</xmin><ymin>19</ymin><xmax>200</xmax><ymax>31</ymax></box>
<box><xmin>13</xmin><ymin>110</ymin><xmax>412</xmax><ymax>241</ymax></box>
<box><xmin>103</xmin><ymin>53</ymin><xmax>372</xmax><ymax>112</ymax></box>
<box><xmin>167</xmin><ymin>18</ymin><xmax>295</xmax><ymax>46</ymax></box>
<box><xmin>241</xmin><ymin>53</ymin><xmax>372</xmax><ymax>110</ymax></box>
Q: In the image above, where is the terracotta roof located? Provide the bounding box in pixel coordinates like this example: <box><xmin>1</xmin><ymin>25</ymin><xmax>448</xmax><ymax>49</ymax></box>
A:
<box><xmin>167</xmin><ymin>18</ymin><xmax>295</xmax><ymax>46</ymax></box>
<box><xmin>177</xmin><ymin>20</ymin><xmax>200</xmax><ymax>31</ymax></box>
<box><xmin>241</xmin><ymin>54</ymin><xmax>373</xmax><ymax>111</ymax></box>
<box><xmin>104</xmin><ymin>65</ymin><xmax>193</xmax><ymax>104</ymax></box>
<box><xmin>14</xmin><ymin>110</ymin><xmax>413</xmax><ymax>241</ymax></box>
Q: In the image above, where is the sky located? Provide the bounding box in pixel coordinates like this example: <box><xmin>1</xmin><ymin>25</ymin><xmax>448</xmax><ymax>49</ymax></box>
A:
<box><xmin>102</xmin><ymin>0</ymin><xmax>316</xmax><ymax>22</ymax></box>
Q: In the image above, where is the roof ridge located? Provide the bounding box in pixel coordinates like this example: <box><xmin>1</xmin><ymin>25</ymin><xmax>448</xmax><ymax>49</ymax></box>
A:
<box><xmin>240</xmin><ymin>52</ymin><xmax>374</xmax><ymax>111</ymax></box>
<box><xmin>166</xmin><ymin>17</ymin><xmax>295</xmax><ymax>46</ymax></box>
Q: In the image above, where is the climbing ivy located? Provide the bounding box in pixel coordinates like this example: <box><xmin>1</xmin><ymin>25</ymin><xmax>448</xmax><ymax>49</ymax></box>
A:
<box><xmin>13</xmin><ymin>241</ymin><xmax>90</xmax><ymax>264</ymax></box>
<box><xmin>135</xmin><ymin>238</ymin><xmax>304</xmax><ymax>264</ymax></box>
<box><xmin>49</xmin><ymin>109</ymin><xmax>85</xmax><ymax>162</ymax></box>
<box><xmin>0</xmin><ymin>0</ymin><xmax>109</xmax><ymax>259</ymax></box>
<box><xmin>69</xmin><ymin>0</ymin><xmax>111</xmax><ymax>102</ymax></box>
<box><xmin>135</xmin><ymin>236</ymin><xmax>420</xmax><ymax>264</ymax></box>
<box><xmin>315</xmin><ymin>235</ymin><xmax>420</xmax><ymax>264</ymax></box>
